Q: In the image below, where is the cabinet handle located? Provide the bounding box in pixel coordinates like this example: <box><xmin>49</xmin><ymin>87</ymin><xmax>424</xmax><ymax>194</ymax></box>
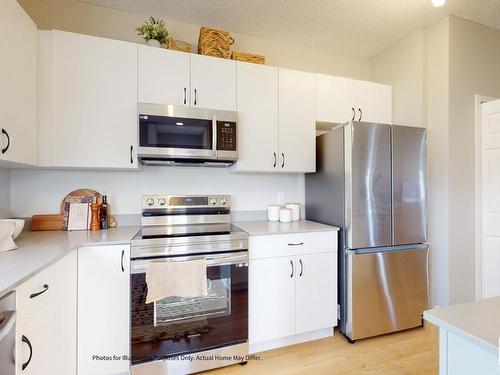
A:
<box><xmin>290</xmin><ymin>260</ymin><xmax>294</xmax><ymax>278</ymax></box>
<box><xmin>29</xmin><ymin>284</ymin><xmax>49</xmax><ymax>299</ymax></box>
<box><xmin>21</xmin><ymin>335</ymin><xmax>33</xmax><ymax>371</ymax></box>
<box><xmin>121</xmin><ymin>250</ymin><xmax>125</xmax><ymax>272</ymax></box>
<box><xmin>273</xmin><ymin>152</ymin><xmax>277</xmax><ymax>168</ymax></box>
<box><xmin>288</xmin><ymin>242</ymin><xmax>304</xmax><ymax>246</ymax></box>
<box><xmin>194</xmin><ymin>89</ymin><xmax>197</xmax><ymax>106</ymax></box>
<box><xmin>299</xmin><ymin>259</ymin><xmax>303</xmax><ymax>277</ymax></box>
<box><xmin>351</xmin><ymin>107</ymin><xmax>355</xmax><ymax>121</ymax></box>
<box><xmin>1</xmin><ymin>129</ymin><xmax>10</xmax><ymax>154</ymax></box>
<box><xmin>183</xmin><ymin>87</ymin><xmax>187</xmax><ymax>105</ymax></box>
<box><xmin>130</xmin><ymin>146</ymin><xmax>134</xmax><ymax>164</ymax></box>
<box><xmin>358</xmin><ymin>108</ymin><xmax>363</xmax><ymax>121</ymax></box>
<box><xmin>281</xmin><ymin>153</ymin><xmax>285</xmax><ymax>168</ymax></box>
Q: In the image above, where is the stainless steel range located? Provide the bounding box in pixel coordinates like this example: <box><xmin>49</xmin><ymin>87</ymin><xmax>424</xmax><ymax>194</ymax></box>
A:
<box><xmin>130</xmin><ymin>195</ymin><xmax>249</xmax><ymax>375</ymax></box>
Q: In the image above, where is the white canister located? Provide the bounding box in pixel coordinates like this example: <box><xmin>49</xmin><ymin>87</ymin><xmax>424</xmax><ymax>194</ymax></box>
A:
<box><xmin>267</xmin><ymin>205</ymin><xmax>281</xmax><ymax>222</ymax></box>
<box><xmin>285</xmin><ymin>203</ymin><xmax>301</xmax><ymax>221</ymax></box>
<box><xmin>279</xmin><ymin>208</ymin><xmax>293</xmax><ymax>223</ymax></box>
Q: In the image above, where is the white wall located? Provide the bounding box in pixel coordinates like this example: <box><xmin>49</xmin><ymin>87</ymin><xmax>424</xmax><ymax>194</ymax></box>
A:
<box><xmin>0</xmin><ymin>168</ymin><xmax>11</xmax><ymax>218</ymax></box>
<box><xmin>10</xmin><ymin>168</ymin><xmax>304</xmax><ymax>217</ymax></box>
<box><xmin>18</xmin><ymin>0</ymin><xmax>370</xmax><ymax>80</ymax></box>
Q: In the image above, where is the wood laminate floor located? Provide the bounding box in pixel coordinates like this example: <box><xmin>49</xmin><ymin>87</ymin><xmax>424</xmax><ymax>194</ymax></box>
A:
<box><xmin>207</xmin><ymin>323</ymin><xmax>438</xmax><ymax>375</ymax></box>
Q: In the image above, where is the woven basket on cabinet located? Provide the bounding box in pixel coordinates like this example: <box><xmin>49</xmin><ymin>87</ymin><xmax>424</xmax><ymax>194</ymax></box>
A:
<box><xmin>198</xmin><ymin>26</ymin><xmax>234</xmax><ymax>59</ymax></box>
<box><xmin>231</xmin><ymin>51</ymin><xmax>266</xmax><ymax>64</ymax></box>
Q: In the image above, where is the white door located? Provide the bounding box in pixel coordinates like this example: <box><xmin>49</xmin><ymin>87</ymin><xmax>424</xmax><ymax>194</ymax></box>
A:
<box><xmin>480</xmin><ymin>100</ymin><xmax>500</xmax><ymax>298</ymax></box>
<box><xmin>50</xmin><ymin>31</ymin><xmax>138</xmax><ymax>169</ymax></box>
<box><xmin>138</xmin><ymin>45</ymin><xmax>190</xmax><ymax>106</ymax></box>
<box><xmin>16</xmin><ymin>302</ymin><xmax>56</xmax><ymax>375</ymax></box>
<box><xmin>249</xmin><ymin>256</ymin><xmax>295</xmax><ymax>344</ymax></box>
<box><xmin>295</xmin><ymin>253</ymin><xmax>337</xmax><ymax>334</ymax></box>
<box><xmin>233</xmin><ymin>62</ymin><xmax>278</xmax><ymax>172</ymax></box>
<box><xmin>190</xmin><ymin>54</ymin><xmax>236</xmax><ymax>111</ymax></box>
<box><xmin>354</xmin><ymin>80</ymin><xmax>392</xmax><ymax>124</ymax></box>
<box><xmin>278</xmin><ymin>68</ymin><xmax>316</xmax><ymax>173</ymax></box>
<box><xmin>0</xmin><ymin>0</ymin><xmax>37</xmax><ymax>166</ymax></box>
<box><xmin>78</xmin><ymin>245</ymin><xmax>130</xmax><ymax>375</ymax></box>
<box><xmin>316</xmin><ymin>74</ymin><xmax>356</xmax><ymax>124</ymax></box>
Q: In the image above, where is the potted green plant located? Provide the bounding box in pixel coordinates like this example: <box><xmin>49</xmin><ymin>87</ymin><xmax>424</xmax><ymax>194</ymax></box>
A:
<box><xmin>136</xmin><ymin>17</ymin><xmax>169</xmax><ymax>47</ymax></box>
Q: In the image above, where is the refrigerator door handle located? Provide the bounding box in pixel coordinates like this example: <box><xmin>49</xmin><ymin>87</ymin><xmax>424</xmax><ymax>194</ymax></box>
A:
<box><xmin>346</xmin><ymin>243</ymin><xmax>429</xmax><ymax>255</ymax></box>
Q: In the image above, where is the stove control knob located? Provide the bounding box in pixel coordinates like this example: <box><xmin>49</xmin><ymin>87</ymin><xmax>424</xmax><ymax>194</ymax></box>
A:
<box><xmin>209</xmin><ymin>198</ymin><xmax>217</xmax><ymax>205</ymax></box>
<box><xmin>220</xmin><ymin>198</ymin><xmax>227</xmax><ymax>205</ymax></box>
<box><xmin>158</xmin><ymin>198</ymin><xmax>166</xmax><ymax>206</ymax></box>
<box><xmin>146</xmin><ymin>198</ymin><xmax>155</xmax><ymax>206</ymax></box>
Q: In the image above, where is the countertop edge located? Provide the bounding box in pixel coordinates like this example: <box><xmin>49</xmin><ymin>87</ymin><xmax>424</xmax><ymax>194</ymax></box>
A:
<box><xmin>423</xmin><ymin>311</ymin><xmax>498</xmax><ymax>356</ymax></box>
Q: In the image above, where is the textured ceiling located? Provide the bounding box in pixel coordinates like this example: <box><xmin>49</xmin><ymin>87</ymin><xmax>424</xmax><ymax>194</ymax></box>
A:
<box><xmin>79</xmin><ymin>0</ymin><xmax>500</xmax><ymax>58</ymax></box>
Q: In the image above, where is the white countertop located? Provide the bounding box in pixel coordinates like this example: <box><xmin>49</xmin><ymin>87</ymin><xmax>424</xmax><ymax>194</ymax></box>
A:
<box><xmin>234</xmin><ymin>220</ymin><xmax>339</xmax><ymax>236</ymax></box>
<box><xmin>424</xmin><ymin>297</ymin><xmax>500</xmax><ymax>356</ymax></box>
<box><xmin>0</xmin><ymin>227</ymin><xmax>139</xmax><ymax>296</ymax></box>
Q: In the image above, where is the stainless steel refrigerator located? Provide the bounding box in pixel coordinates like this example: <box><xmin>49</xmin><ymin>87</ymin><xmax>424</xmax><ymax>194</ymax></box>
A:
<box><xmin>305</xmin><ymin>121</ymin><xmax>429</xmax><ymax>342</ymax></box>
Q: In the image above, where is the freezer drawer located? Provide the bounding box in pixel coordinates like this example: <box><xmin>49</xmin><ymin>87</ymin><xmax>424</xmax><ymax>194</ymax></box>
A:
<box><xmin>345</xmin><ymin>246</ymin><xmax>429</xmax><ymax>340</ymax></box>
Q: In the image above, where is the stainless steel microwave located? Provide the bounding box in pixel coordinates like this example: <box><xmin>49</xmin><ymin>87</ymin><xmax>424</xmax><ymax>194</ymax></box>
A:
<box><xmin>137</xmin><ymin>104</ymin><xmax>238</xmax><ymax>167</ymax></box>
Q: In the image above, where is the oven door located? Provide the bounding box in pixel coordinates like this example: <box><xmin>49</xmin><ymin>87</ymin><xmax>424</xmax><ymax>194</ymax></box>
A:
<box><xmin>138</xmin><ymin>105</ymin><xmax>217</xmax><ymax>160</ymax></box>
<box><xmin>130</xmin><ymin>251</ymin><xmax>248</xmax><ymax>364</ymax></box>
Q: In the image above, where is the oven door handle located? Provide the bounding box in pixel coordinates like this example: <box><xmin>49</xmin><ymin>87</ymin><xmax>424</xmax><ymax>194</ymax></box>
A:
<box><xmin>131</xmin><ymin>252</ymin><xmax>248</xmax><ymax>273</ymax></box>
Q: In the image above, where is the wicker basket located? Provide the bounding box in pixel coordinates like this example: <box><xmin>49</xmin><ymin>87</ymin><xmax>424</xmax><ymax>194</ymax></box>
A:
<box><xmin>198</xmin><ymin>26</ymin><xmax>234</xmax><ymax>59</ymax></box>
<box><xmin>166</xmin><ymin>37</ymin><xmax>192</xmax><ymax>53</ymax></box>
<box><xmin>232</xmin><ymin>51</ymin><xmax>266</xmax><ymax>65</ymax></box>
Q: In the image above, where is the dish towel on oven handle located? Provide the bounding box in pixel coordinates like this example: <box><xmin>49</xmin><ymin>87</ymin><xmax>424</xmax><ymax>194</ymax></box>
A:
<box><xmin>145</xmin><ymin>259</ymin><xmax>208</xmax><ymax>304</ymax></box>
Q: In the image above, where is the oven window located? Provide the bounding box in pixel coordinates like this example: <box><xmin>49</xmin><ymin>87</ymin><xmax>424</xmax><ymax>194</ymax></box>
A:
<box><xmin>131</xmin><ymin>261</ymin><xmax>248</xmax><ymax>364</ymax></box>
<box><xmin>139</xmin><ymin>115</ymin><xmax>212</xmax><ymax>150</ymax></box>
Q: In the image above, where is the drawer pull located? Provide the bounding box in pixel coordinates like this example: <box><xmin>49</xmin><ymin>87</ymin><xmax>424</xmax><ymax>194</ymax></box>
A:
<box><xmin>22</xmin><ymin>335</ymin><xmax>33</xmax><ymax>370</ymax></box>
<box><xmin>299</xmin><ymin>259</ymin><xmax>303</xmax><ymax>277</ymax></box>
<box><xmin>288</xmin><ymin>242</ymin><xmax>304</xmax><ymax>246</ymax></box>
<box><xmin>29</xmin><ymin>284</ymin><xmax>49</xmax><ymax>299</ymax></box>
<box><xmin>290</xmin><ymin>260</ymin><xmax>294</xmax><ymax>278</ymax></box>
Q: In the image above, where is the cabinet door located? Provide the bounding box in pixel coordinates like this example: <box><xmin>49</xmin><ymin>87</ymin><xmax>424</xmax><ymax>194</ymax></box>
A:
<box><xmin>295</xmin><ymin>252</ymin><xmax>337</xmax><ymax>334</ymax></box>
<box><xmin>316</xmin><ymin>74</ymin><xmax>356</xmax><ymax>124</ymax></box>
<box><xmin>78</xmin><ymin>245</ymin><xmax>130</xmax><ymax>375</ymax></box>
<box><xmin>233</xmin><ymin>62</ymin><xmax>278</xmax><ymax>172</ymax></box>
<box><xmin>278</xmin><ymin>68</ymin><xmax>316</xmax><ymax>173</ymax></box>
<box><xmin>138</xmin><ymin>45</ymin><xmax>190</xmax><ymax>106</ymax></box>
<box><xmin>0</xmin><ymin>0</ymin><xmax>37</xmax><ymax>166</ymax></box>
<box><xmin>355</xmin><ymin>80</ymin><xmax>392</xmax><ymax>124</ymax></box>
<box><xmin>190</xmin><ymin>54</ymin><xmax>236</xmax><ymax>111</ymax></box>
<box><xmin>16</xmin><ymin>302</ymin><xmax>56</xmax><ymax>375</ymax></box>
<box><xmin>249</xmin><ymin>257</ymin><xmax>295</xmax><ymax>344</ymax></box>
<box><xmin>50</xmin><ymin>31</ymin><xmax>138</xmax><ymax>169</ymax></box>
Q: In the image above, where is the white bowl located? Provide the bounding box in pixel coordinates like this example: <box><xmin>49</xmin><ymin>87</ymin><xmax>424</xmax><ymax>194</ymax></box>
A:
<box><xmin>0</xmin><ymin>219</ymin><xmax>25</xmax><ymax>251</ymax></box>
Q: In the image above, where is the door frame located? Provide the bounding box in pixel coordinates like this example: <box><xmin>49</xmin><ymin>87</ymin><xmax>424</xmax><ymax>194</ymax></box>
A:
<box><xmin>474</xmin><ymin>95</ymin><xmax>497</xmax><ymax>300</ymax></box>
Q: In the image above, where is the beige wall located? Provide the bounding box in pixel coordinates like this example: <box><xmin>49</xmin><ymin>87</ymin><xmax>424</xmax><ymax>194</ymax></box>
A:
<box><xmin>448</xmin><ymin>16</ymin><xmax>500</xmax><ymax>303</ymax></box>
<box><xmin>371</xmin><ymin>28</ymin><xmax>427</xmax><ymax>127</ymax></box>
<box><xmin>18</xmin><ymin>0</ymin><xmax>370</xmax><ymax>80</ymax></box>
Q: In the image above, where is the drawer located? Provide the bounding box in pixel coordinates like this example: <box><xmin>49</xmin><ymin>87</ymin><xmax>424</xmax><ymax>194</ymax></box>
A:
<box><xmin>249</xmin><ymin>231</ymin><xmax>337</xmax><ymax>259</ymax></box>
<box><xmin>16</xmin><ymin>264</ymin><xmax>55</xmax><ymax>324</ymax></box>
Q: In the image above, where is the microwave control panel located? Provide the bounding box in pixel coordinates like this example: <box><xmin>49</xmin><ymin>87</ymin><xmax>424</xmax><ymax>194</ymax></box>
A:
<box><xmin>217</xmin><ymin>121</ymin><xmax>237</xmax><ymax>151</ymax></box>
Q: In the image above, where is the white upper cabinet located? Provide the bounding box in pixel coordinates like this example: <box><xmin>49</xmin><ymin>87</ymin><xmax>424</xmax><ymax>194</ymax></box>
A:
<box><xmin>39</xmin><ymin>30</ymin><xmax>138</xmax><ymax>169</ymax></box>
<box><xmin>138</xmin><ymin>45</ymin><xmax>190</xmax><ymax>106</ymax></box>
<box><xmin>355</xmin><ymin>80</ymin><xmax>392</xmax><ymax>124</ymax></box>
<box><xmin>278</xmin><ymin>68</ymin><xmax>316</xmax><ymax>173</ymax></box>
<box><xmin>233</xmin><ymin>62</ymin><xmax>279</xmax><ymax>172</ymax></box>
<box><xmin>316</xmin><ymin>74</ymin><xmax>356</xmax><ymax>124</ymax></box>
<box><xmin>190</xmin><ymin>53</ymin><xmax>237</xmax><ymax>111</ymax></box>
<box><xmin>0</xmin><ymin>0</ymin><xmax>38</xmax><ymax>166</ymax></box>
<box><xmin>315</xmin><ymin>74</ymin><xmax>392</xmax><ymax>125</ymax></box>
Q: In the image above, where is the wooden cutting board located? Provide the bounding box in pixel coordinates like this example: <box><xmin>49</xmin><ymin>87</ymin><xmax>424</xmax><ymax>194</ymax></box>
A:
<box><xmin>31</xmin><ymin>214</ymin><xmax>65</xmax><ymax>231</ymax></box>
<box><xmin>60</xmin><ymin>189</ymin><xmax>102</xmax><ymax>214</ymax></box>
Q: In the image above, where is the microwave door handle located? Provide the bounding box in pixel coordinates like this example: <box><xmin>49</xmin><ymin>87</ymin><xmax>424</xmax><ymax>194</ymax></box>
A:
<box><xmin>212</xmin><ymin>116</ymin><xmax>217</xmax><ymax>157</ymax></box>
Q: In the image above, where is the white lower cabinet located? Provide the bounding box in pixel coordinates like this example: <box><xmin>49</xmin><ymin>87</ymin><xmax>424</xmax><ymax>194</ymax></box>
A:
<box><xmin>249</xmin><ymin>231</ymin><xmax>338</xmax><ymax>352</ymax></box>
<box><xmin>78</xmin><ymin>245</ymin><xmax>130</xmax><ymax>375</ymax></box>
<box><xmin>16</xmin><ymin>251</ymin><xmax>77</xmax><ymax>375</ymax></box>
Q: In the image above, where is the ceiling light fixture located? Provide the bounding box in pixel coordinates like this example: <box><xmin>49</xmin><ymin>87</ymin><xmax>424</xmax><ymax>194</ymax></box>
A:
<box><xmin>432</xmin><ymin>0</ymin><xmax>446</xmax><ymax>7</ymax></box>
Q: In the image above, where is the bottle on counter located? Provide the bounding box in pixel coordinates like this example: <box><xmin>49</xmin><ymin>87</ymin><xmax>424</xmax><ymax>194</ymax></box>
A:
<box><xmin>100</xmin><ymin>195</ymin><xmax>109</xmax><ymax>229</ymax></box>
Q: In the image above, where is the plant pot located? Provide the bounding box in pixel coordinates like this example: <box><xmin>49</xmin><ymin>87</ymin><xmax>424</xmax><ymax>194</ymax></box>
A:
<box><xmin>146</xmin><ymin>39</ymin><xmax>162</xmax><ymax>48</ymax></box>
